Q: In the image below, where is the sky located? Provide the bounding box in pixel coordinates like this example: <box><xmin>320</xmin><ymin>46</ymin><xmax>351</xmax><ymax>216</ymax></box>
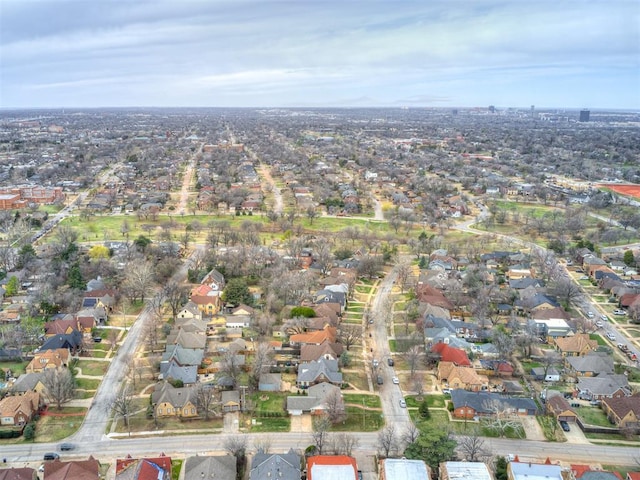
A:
<box><xmin>1</xmin><ymin>0</ymin><xmax>639</xmax><ymax>109</ymax></box>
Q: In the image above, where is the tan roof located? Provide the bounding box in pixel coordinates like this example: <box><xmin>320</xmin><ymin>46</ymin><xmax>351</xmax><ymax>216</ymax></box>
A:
<box><xmin>554</xmin><ymin>334</ymin><xmax>597</xmax><ymax>354</ymax></box>
<box><xmin>290</xmin><ymin>325</ymin><xmax>337</xmax><ymax>345</ymax></box>
<box><xmin>27</xmin><ymin>348</ymin><xmax>70</xmax><ymax>372</ymax></box>
<box><xmin>0</xmin><ymin>390</ymin><xmax>39</xmax><ymax>418</ymax></box>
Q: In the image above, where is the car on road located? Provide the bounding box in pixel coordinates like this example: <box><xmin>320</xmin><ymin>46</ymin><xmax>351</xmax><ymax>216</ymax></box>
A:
<box><xmin>614</xmin><ymin>309</ymin><xmax>627</xmax><ymax>315</ymax></box>
<box><xmin>387</xmin><ymin>358</ymin><xmax>394</xmax><ymax>366</ymax></box>
<box><xmin>376</xmin><ymin>375</ymin><xmax>384</xmax><ymax>385</ymax></box>
<box><xmin>560</xmin><ymin>420</ymin><xmax>570</xmax><ymax>432</ymax></box>
<box><xmin>43</xmin><ymin>453</ymin><xmax>59</xmax><ymax>461</ymax></box>
<box><xmin>372</xmin><ymin>359</ymin><xmax>379</xmax><ymax>368</ymax></box>
<box><xmin>399</xmin><ymin>399</ymin><xmax>407</xmax><ymax>408</ymax></box>
<box><xmin>586</xmin><ymin>311</ymin><xmax>595</xmax><ymax>318</ymax></box>
<box><xmin>607</xmin><ymin>332</ymin><xmax>616</xmax><ymax>341</ymax></box>
<box><xmin>595</xmin><ymin>321</ymin><xmax>603</xmax><ymax>328</ymax></box>
<box><xmin>392</xmin><ymin>377</ymin><xmax>399</xmax><ymax>384</ymax></box>
<box><xmin>59</xmin><ymin>442</ymin><xmax>75</xmax><ymax>451</ymax></box>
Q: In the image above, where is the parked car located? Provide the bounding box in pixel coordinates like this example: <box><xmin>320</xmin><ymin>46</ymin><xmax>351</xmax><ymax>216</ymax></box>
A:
<box><xmin>586</xmin><ymin>311</ymin><xmax>595</xmax><ymax>318</ymax></box>
<box><xmin>595</xmin><ymin>321</ymin><xmax>603</xmax><ymax>328</ymax></box>
<box><xmin>372</xmin><ymin>359</ymin><xmax>379</xmax><ymax>368</ymax></box>
<box><xmin>387</xmin><ymin>358</ymin><xmax>394</xmax><ymax>366</ymax></box>
<box><xmin>607</xmin><ymin>332</ymin><xmax>616</xmax><ymax>341</ymax></box>
<box><xmin>614</xmin><ymin>309</ymin><xmax>627</xmax><ymax>315</ymax></box>
<box><xmin>399</xmin><ymin>399</ymin><xmax>407</xmax><ymax>408</ymax></box>
<box><xmin>376</xmin><ymin>375</ymin><xmax>384</xmax><ymax>385</ymax></box>
<box><xmin>392</xmin><ymin>376</ymin><xmax>399</xmax><ymax>384</ymax></box>
<box><xmin>560</xmin><ymin>420</ymin><xmax>570</xmax><ymax>432</ymax></box>
<box><xmin>442</xmin><ymin>388</ymin><xmax>451</xmax><ymax>395</ymax></box>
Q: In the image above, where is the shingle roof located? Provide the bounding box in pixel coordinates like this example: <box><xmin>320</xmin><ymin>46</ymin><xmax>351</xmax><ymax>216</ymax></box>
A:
<box><xmin>450</xmin><ymin>390</ymin><xmax>538</xmax><ymax>414</ymax></box>
<box><xmin>43</xmin><ymin>456</ymin><xmax>100</xmax><ymax>480</ymax></box>
<box><xmin>184</xmin><ymin>455</ymin><xmax>236</xmax><ymax>480</ymax></box>
<box><xmin>297</xmin><ymin>358</ymin><xmax>342</xmax><ymax>384</ymax></box>
<box><xmin>251</xmin><ymin>450</ymin><xmax>300</xmax><ymax>480</ymax></box>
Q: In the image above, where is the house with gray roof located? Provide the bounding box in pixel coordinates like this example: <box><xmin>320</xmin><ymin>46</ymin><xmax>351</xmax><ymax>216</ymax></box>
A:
<box><xmin>577</xmin><ymin>374</ymin><xmax>631</xmax><ymax>400</ymax></box>
<box><xmin>166</xmin><ymin>329</ymin><xmax>206</xmax><ymax>349</ymax></box>
<box><xmin>184</xmin><ymin>455</ymin><xmax>236</xmax><ymax>480</ymax></box>
<box><xmin>287</xmin><ymin>382</ymin><xmax>342</xmax><ymax>415</ymax></box>
<box><xmin>250</xmin><ymin>449</ymin><xmax>300</xmax><ymax>480</ymax></box>
<box><xmin>450</xmin><ymin>389</ymin><xmax>538</xmax><ymax>418</ymax></box>
<box><xmin>151</xmin><ymin>382</ymin><xmax>198</xmax><ymax>418</ymax></box>
<box><xmin>9</xmin><ymin>372</ymin><xmax>45</xmax><ymax>395</ymax></box>
<box><xmin>508</xmin><ymin>462</ymin><xmax>562</xmax><ymax>480</ymax></box>
<box><xmin>380</xmin><ymin>458</ymin><xmax>431</xmax><ymax>480</ymax></box>
<box><xmin>177</xmin><ymin>301</ymin><xmax>202</xmax><ymax>321</ymax></box>
<box><xmin>296</xmin><ymin>357</ymin><xmax>342</xmax><ymax>387</ymax></box>
<box><xmin>565</xmin><ymin>352</ymin><xmax>614</xmax><ymax>377</ymax></box>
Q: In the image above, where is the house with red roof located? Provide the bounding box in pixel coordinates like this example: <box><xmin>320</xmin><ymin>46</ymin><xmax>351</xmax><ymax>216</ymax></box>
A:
<box><xmin>307</xmin><ymin>455</ymin><xmax>358</xmax><ymax>480</ymax></box>
<box><xmin>431</xmin><ymin>343</ymin><xmax>471</xmax><ymax>366</ymax></box>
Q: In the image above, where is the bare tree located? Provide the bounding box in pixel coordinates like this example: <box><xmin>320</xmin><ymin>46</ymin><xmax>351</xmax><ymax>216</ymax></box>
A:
<box><xmin>196</xmin><ymin>383</ymin><xmax>218</xmax><ymax>420</ymax></box>
<box><xmin>481</xmin><ymin>399</ymin><xmax>524</xmax><ymax>438</ymax></box>
<box><xmin>550</xmin><ymin>278</ymin><xmax>583</xmax><ymax>309</ymax></box>
<box><xmin>458</xmin><ymin>430</ymin><xmax>490</xmax><ymax>462</ymax></box>
<box><xmin>219</xmin><ymin>351</ymin><xmax>242</xmax><ymax>389</ymax></box>
<box><xmin>253</xmin><ymin>435</ymin><xmax>272</xmax><ymax>454</ymax></box>
<box><xmin>404</xmin><ymin>345</ymin><xmax>423</xmax><ymax>379</ymax></box>
<box><xmin>324</xmin><ymin>389</ymin><xmax>347</xmax><ymax>424</ymax></box>
<box><xmin>163</xmin><ymin>281</ymin><xmax>188</xmax><ymax>320</ymax></box>
<box><xmin>401</xmin><ymin>423</ymin><xmax>420</xmax><ymax>448</ymax></box>
<box><xmin>338</xmin><ymin>324</ymin><xmax>361</xmax><ymax>351</ymax></box>
<box><xmin>396</xmin><ymin>261</ymin><xmax>413</xmax><ymax>293</ymax></box>
<box><xmin>122</xmin><ymin>259</ymin><xmax>156</xmax><ymax>303</ymax></box>
<box><xmin>111</xmin><ymin>384</ymin><xmax>135</xmax><ymax>435</ymax></box>
<box><xmin>311</xmin><ymin>415</ymin><xmax>332</xmax><ymax>454</ymax></box>
<box><xmin>42</xmin><ymin>367</ymin><xmax>75</xmax><ymax>410</ymax></box>
<box><xmin>377</xmin><ymin>424</ymin><xmax>398</xmax><ymax>458</ymax></box>
<box><xmin>412</xmin><ymin>373</ymin><xmax>425</xmax><ymax>396</ymax></box>
<box><xmin>250</xmin><ymin>342</ymin><xmax>274</xmax><ymax>389</ymax></box>
<box><xmin>333</xmin><ymin>432</ymin><xmax>359</xmax><ymax>456</ymax></box>
<box><xmin>107</xmin><ymin>328</ymin><xmax>119</xmax><ymax>350</ymax></box>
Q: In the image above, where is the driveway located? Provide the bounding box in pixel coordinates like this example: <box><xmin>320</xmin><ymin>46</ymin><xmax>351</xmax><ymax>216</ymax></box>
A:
<box><xmin>562</xmin><ymin>422</ymin><xmax>591</xmax><ymax>444</ymax></box>
<box><xmin>223</xmin><ymin>411</ymin><xmax>239</xmax><ymax>433</ymax></box>
<box><xmin>520</xmin><ymin>415</ymin><xmax>545</xmax><ymax>441</ymax></box>
<box><xmin>290</xmin><ymin>413</ymin><xmax>312</xmax><ymax>432</ymax></box>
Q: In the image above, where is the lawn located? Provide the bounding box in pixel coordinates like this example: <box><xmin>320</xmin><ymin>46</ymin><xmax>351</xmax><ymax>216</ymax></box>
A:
<box><xmin>331</xmin><ymin>406</ymin><xmax>383</xmax><ymax>432</ymax></box>
<box><xmin>342</xmin><ymin>372</ymin><xmax>369</xmax><ymax>391</ymax></box>
<box><xmin>579</xmin><ymin>407</ymin><xmax>614</xmax><ymax>427</ymax></box>
<box><xmin>75</xmin><ymin>377</ymin><xmax>101</xmax><ymax>391</ymax></box>
<box><xmin>405</xmin><ymin>394</ymin><xmax>446</xmax><ymax>409</ymax></box>
<box><xmin>251</xmin><ymin>392</ymin><xmax>287</xmax><ymax>414</ymax></box>
<box><xmin>590</xmin><ymin>334</ymin><xmax>608</xmax><ymax>346</ymax></box>
<box><xmin>247</xmin><ymin>417</ymin><xmax>290</xmax><ymax>432</ymax></box>
<box><xmin>171</xmin><ymin>459</ymin><xmax>183</xmax><ymax>480</ymax></box>
<box><xmin>536</xmin><ymin>415</ymin><xmax>565</xmax><ymax>442</ymax></box>
<box><xmin>343</xmin><ymin>394</ymin><xmax>382</xmax><ymax>409</ymax></box>
<box><xmin>34</xmin><ymin>408</ymin><xmax>87</xmax><ymax>442</ymax></box>
<box><xmin>74</xmin><ymin>360</ymin><xmax>110</xmax><ymax>376</ymax></box>
<box><xmin>0</xmin><ymin>361</ymin><xmax>28</xmax><ymax>377</ymax></box>
<box><xmin>355</xmin><ymin>285</ymin><xmax>374</xmax><ymax>294</ymax></box>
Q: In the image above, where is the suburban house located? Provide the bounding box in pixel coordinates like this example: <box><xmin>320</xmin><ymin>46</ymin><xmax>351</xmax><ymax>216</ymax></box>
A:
<box><xmin>507</xmin><ymin>462</ymin><xmax>563</xmax><ymax>480</ymax></box>
<box><xmin>431</xmin><ymin>343</ymin><xmax>471</xmax><ymax>366</ymax></box>
<box><xmin>221</xmin><ymin>390</ymin><xmax>241</xmax><ymax>413</ymax></box>
<box><xmin>160</xmin><ymin>345</ymin><xmax>203</xmax><ymax>384</ymax></box>
<box><xmin>250</xmin><ymin>450</ymin><xmax>300</xmax><ymax>480</ymax></box>
<box><xmin>296</xmin><ymin>358</ymin><xmax>342</xmax><ymax>387</ymax></box>
<box><xmin>300</xmin><ymin>341</ymin><xmax>344</xmax><ymax>362</ymax></box>
<box><xmin>554</xmin><ymin>334</ymin><xmax>598</xmax><ymax>357</ymax></box>
<box><xmin>437</xmin><ymin>362</ymin><xmax>488</xmax><ymax>392</ymax></box>
<box><xmin>44</xmin><ymin>317</ymin><xmax>79</xmax><ymax>336</ymax></box>
<box><xmin>601</xmin><ymin>394</ymin><xmax>640</xmax><ymax>430</ymax></box>
<box><xmin>151</xmin><ymin>382</ymin><xmax>198</xmax><ymax>418</ymax></box>
<box><xmin>287</xmin><ymin>382</ymin><xmax>342</xmax><ymax>416</ymax></box>
<box><xmin>189</xmin><ymin>284</ymin><xmax>221</xmax><ymax>316</ymax></box>
<box><xmin>184</xmin><ymin>455</ymin><xmax>236</xmax><ymax>480</ymax></box>
<box><xmin>546</xmin><ymin>394</ymin><xmax>578</xmax><ymax>423</ymax></box>
<box><xmin>200</xmin><ymin>268</ymin><xmax>225</xmax><ymax>292</ymax></box>
<box><xmin>440</xmin><ymin>461</ymin><xmax>493</xmax><ymax>480</ymax></box>
<box><xmin>177</xmin><ymin>302</ymin><xmax>203</xmax><ymax>322</ymax></box>
<box><xmin>290</xmin><ymin>325</ymin><xmax>337</xmax><ymax>347</ymax></box>
<box><xmin>42</xmin><ymin>457</ymin><xmax>100</xmax><ymax>480</ymax></box>
<box><xmin>26</xmin><ymin>348</ymin><xmax>70</xmax><ymax>373</ymax></box>
<box><xmin>81</xmin><ymin>288</ymin><xmax>116</xmax><ymax>311</ymax></box>
<box><xmin>307</xmin><ymin>455</ymin><xmax>358</xmax><ymax>480</ymax></box>
<box><xmin>9</xmin><ymin>373</ymin><xmax>46</xmax><ymax>396</ymax></box>
<box><xmin>0</xmin><ymin>467</ymin><xmax>37</xmax><ymax>480</ymax></box>
<box><xmin>166</xmin><ymin>329</ymin><xmax>206</xmax><ymax>350</ymax></box>
<box><xmin>40</xmin><ymin>331</ymin><xmax>83</xmax><ymax>354</ymax></box>
<box><xmin>450</xmin><ymin>390</ymin><xmax>538</xmax><ymax>419</ymax></box>
<box><xmin>0</xmin><ymin>390</ymin><xmax>40</xmax><ymax>428</ymax></box>
<box><xmin>379</xmin><ymin>458</ymin><xmax>431</xmax><ymax>480</ymax></box>
<box><xmin>577</xmin><ymin>375</ymin><xmax>631</xmax><ymax>400</ymax></box>
<box><xmin>115</xmin><ymin>455</ymin><xmax>172</xmax><ymax>480</ymax></box>
<box><xmin>531</xmin><ymin>367</ymin><xmax>560</xmax><ymax>382</ymax></box>
<box><xmin>565</xmin><ymin>353</ymin><xmax>614</xmax><ymax>377</ymax></box>
<box><xmin>528</xmin><ymin>316</ymin><xmax>573</xmax><ymax>342</ymax></box>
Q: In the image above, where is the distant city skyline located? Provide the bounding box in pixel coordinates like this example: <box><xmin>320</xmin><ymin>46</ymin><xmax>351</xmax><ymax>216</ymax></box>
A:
<box><xmin>1</xmin><ymin>1</ymin><xmax>639</xmax><ymax>109</ymax></box>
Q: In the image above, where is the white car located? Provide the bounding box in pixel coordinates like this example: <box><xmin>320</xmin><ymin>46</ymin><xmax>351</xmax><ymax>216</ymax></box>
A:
<box><xmin>399</xmin><ymin>399</ymin><xmax>407</xmax><ymax>408</ymax></box>
<box><xmin>614</xmin><ymin>309</ymin><xmax>627</xmax><ymax>316</ymax></box>
<box><xmin>607</xmin><ymin>332</ymin><xmax>616</xmax><ymax>341</ymax></box>
<box><xmin>586</xmin><ymin>311</ymin><xmax>595</xmax><ymax>318</ymax></box>
<box><xmin>392</xmin><ymin>377</ymin><xmax>400</xmax><ymax>384</ymax></box>
<box><xmin>595</xmin><ymin>321</ymin><xmax>603</xmax><ymax>328</ymax></box>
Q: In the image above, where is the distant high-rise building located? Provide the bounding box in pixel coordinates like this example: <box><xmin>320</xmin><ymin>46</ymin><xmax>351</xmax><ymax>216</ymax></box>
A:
<box><xmin>488</xmin><ymin>105</ymin><xmax>495</xmax><ymax>113</ymax></box>
<box><xmin>579</xmin><ymin>109</ymin><xmax>590</xmax><ymax>122</ymax></box>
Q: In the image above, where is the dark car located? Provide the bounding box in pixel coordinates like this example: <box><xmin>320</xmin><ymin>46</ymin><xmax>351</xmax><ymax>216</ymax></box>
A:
<box><xmin>59</xmin><ymin>442</ymin><xmax>75</xmax><ymax>451</ymax></box>
<box><xmin>44</xmin><ymin>452</ymin><xmax>60</xmax><ymax>461</ymax></box>
<box><xmin>559</xmin><ymin>420</ymin><xmax>570</xmax><ymax>432</ymax></box>
<box><xmin>376</xmin><ymin>375</ymin><xmax>384</xmax><ymax>385</ymax></box>
<box><xmin>387</xmin><ymin>358</ymin><xmax>394</xmax><ymax>366</ymax></box>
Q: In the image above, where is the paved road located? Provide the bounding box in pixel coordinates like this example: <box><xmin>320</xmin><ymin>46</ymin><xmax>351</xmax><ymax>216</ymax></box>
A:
<box><xmin>368</xmin><ymin>265</ymin><xmax>411</xmax><ymax>427</ymax></box>
<box><xmin>4</xmin><ymin>431</ymin><xmax>639</xmax><ymax>466</ymax></box>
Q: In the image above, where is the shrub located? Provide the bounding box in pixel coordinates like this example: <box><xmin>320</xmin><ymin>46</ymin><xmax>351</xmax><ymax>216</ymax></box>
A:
<box><xmin>23</xmin><ymin>423</ymin><xmax>36</xmax><ymax>440</ymax></box>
